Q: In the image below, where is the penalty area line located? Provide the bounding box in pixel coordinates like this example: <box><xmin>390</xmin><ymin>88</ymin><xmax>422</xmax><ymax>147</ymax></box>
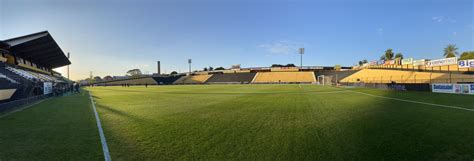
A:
<box><xmin>348</xmin><ymin>90</ymin><xmax>474</xmax><ymax>112</ymax></box>
<box><xmin>89</xmin><ymin>92</ymin><xmax>112</xmax><ymax>161</ymax></box>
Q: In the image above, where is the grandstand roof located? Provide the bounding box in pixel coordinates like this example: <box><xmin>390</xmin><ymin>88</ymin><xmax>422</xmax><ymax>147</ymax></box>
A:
<box><xmin>3</xmin><ymin>31</ymin><xmax>71</xmax><ymax>68</ymax></box>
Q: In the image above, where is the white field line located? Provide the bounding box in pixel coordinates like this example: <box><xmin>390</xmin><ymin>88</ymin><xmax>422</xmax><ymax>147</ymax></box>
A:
<box><xmin>310</xmin><ymin>90</ymin><xmax>349</xmax><ymax>94</ymax></box>
<box><xmin>89</xmin><ymin>92</ymin><xmax>112</xmax><ymax>161</ymax></box>
<box><xmin>348</xmin><ymin>90</ymin><xmax>474</xmax><ymax>112</ymax></box>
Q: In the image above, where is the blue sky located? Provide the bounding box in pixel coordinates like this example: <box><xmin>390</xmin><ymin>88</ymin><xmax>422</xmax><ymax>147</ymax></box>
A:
<box><xmin>1</xmin><ymin>0</ymin><xmax>472</xmax><ymax>80</ymax></box>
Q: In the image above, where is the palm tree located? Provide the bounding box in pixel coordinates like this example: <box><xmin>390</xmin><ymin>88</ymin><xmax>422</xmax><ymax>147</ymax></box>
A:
<box><xmin>385</xmin><ymin>48</ymin><xmax>394</xmax><ymax>60</ymax></box>
<box><xmin>443</xmin><ymin>44</ymin><xmax>458</xmax><ymax>58</ymax></box>
<box><xmin>395</xmin><ymin>53</ymin><xmax>404</xmax><ymax>59</ymax></box>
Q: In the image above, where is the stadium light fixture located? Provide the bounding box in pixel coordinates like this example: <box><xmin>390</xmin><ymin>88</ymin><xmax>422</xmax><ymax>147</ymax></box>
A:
<box><xmin>188</xmin><ymin>59</ymin><xmax>192</xmax><ymax>74</ymax></box>
<box><xmin>67</xmin><ymin>52</ymin><xmax>70</xmax><ymax>79</ymax></box>
<box><xmin>299</xmin><ymin>48</ymin><xmax>304</xmax><ymax>70</ymax></box>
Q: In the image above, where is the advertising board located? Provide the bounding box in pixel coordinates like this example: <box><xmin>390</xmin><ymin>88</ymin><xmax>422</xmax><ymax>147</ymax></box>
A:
<box><xmin>426</xmin><ymin>57</ymin><xmax>457</xmax><ymax>67</ymax></box>
<box><xmin>432</xmin><ymin>83</ymin><xmax>474</xmax><ymax>95</ymax></box>
<box><xmin>43</xmin><ymin>82</ymin><xmax>53</xmax><ymax>95</ymax></box>
<box><xmin>458</xmin><ymin>59</ymin><xmax>474</xmax><ymax>68</ymax></box>
<box><xmin>412</xmin><ymin>59</ymin><xmax>426</xmax><ymax>66</ymax></box>
<box><xmin>401</xmin><ymin>58</ymin><xmax>413</xmax><ymax>65</ymax></box>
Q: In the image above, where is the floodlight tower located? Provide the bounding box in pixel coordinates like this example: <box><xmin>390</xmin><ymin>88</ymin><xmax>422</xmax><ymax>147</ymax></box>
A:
<box><xmin>188</xmin><ymin>59</ymin><xmax>192</xmax><ymax>74</ymax></box>
<box><xmin>67</xmin><ymin>52</ymin><xmax>70</xmax><ymax>79</ymax></box>
<box><xmin>299</xmin><ymin>48</ymin><xmax>304</xmax><ymax>70</ymax></box>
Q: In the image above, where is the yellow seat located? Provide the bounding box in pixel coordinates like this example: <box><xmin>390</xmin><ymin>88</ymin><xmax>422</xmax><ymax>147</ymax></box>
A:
<box><xmin>341</xmin><ymin>69</ymin><xmax>474</xmax><ymax>84</ymax></box>
<box><xmin>252</xmin><ymin>72</ymin><xmax>315</xmax><ymax>83</ymax></box>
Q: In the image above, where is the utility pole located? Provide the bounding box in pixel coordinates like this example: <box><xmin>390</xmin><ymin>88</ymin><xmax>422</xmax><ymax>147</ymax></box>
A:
<box><xmin>299</xmin><ymin>48</ymin><xmax>304</xmax><ymax>70</ymax></box>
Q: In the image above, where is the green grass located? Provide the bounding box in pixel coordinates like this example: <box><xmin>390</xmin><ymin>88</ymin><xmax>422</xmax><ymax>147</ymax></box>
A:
<box><xmin>0</xmin><ymin>92</ymin><xmax>103</xmax><ymax>161</ymax></box>
<box><xmin>88</xmin><ymin>85</ymin><xmax>473</xmax><ymax>160</ymax></box>
<box><xmin>1</xmin><ymin>85</ymin><xmax>473</xmax><ymax>160</ymax></box>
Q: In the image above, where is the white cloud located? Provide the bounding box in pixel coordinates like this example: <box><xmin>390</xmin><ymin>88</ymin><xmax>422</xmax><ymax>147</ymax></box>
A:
<box><xmin>258</xmin><ymin>41</ymin><xmax>305</xmax><ymax>55</ymax></box>
<box><xmin>432</xmin><ymin>16</ymin><xmax>456</xmax><ymax>23</ymax></box>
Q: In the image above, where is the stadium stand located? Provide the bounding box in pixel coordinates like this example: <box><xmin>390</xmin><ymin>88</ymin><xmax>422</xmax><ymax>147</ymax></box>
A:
<box><xmin>252</xmin><ymin>72</ymin><xmax>316</xmax><ymax>83</ymax></box>
<box><xmin>173</xmin><ymin>74</ymin><xmax>213</xmax><ymax>84</ymax></box>
<box><xmin>366</xmin><ymin>62</ymin><xmax>473</xmax><ymax>73</ymax></box>
<box><xmin>152</xmin><ymin>75</ymin><xmax>184</xmax><ymax>85</ymax></box>
<box><xmin>95</xmin><ymin>75</ymin><xmax>184</xmax><ymax>86</ymax></box>
<box><xmin>0</xmin><ymin>31</ymin><xmax>71</xmax><ymax>104</ymax></box>
<box><xmin>206</xmin><ymin>73</ymin><xmax>256</xmax><ymax>84</ymax></box>
<box><xmin>340</xmin><ymin>69</ymin><xmax>474</xmax><ymax>84</ymax></box>
<box><xmin>98</xmin><ymin>77</ymin><xmax>158</xmax><ymax>86</ymax></box>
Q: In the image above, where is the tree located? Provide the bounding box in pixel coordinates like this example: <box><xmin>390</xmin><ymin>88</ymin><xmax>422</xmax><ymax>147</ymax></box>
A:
<box><xmin>285</xmin><ymin>64</ymin><xmax>296</xmax><ymax>67</ymax></box>
<box><xmin>215</xmin><ymin>67</ymin><xmax>225</xmax><ymax>70</ymax></box>
<box><xmin>271</xmin><ymin>64</ymin><xmax>283</xmax><ymax>67</ymax></box>
<box><xmin>209</xmin><ymin>66</ymin><xmax>214</xmax><ymax>71</ymax></box>
<box><xmin>379</xmin><ymin>55</ymin><xmax>386</xmax><ymax>61</ymax></box>
<box><xmin>203</xmin><ymin>67</ymin><xmax>208</xmax><ymax>71</ymax></box>
<box><xmin>460</xmin><ymin>51</ymin><xmax>474</xmax><ymax>60</ymax></box>
<box><xmin>384</xmin><ymin>48</ymin><xmax>394</xmax><ymax>60</ymax></box>
<box><xmin>358</xmin><ymin>59</ymin><xmax>368</xmax><ymax>66</ymax></box>
<box><xmin>103</xmin><ymin>75</ymin><xmax>113</xmax><ymax>80</ymax></box>
<box><xmin>93</xmin><ymin>76</ymin><xmax>102</xmax><ymax>82</ymax></box>
<box><xmin>170</xmin><ymin>71</ymin><xmax>178</xmax><ymax>75</ymax></box>
<box><xmin>443</xmin><ymin>44</ymin><xmax>458</xmax><ymax>58</ymax></box>
<box><xmin>126</xmin><ymin>69</ymin><xmax>142</xmax><ymax>77</ymax></box>
<box><xmin>395</xmin><ymin>53</ymin><xmax>404</xmax><ymax>59</ymax></box>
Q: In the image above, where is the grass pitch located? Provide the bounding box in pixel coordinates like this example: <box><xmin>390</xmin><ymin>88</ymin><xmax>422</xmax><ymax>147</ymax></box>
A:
<box><xmin>1</xmin><ymin>84</ymin><xmax>473</xmax><ymax>160</ymax></box>
<box><xmin>0</xmin><ymin>92</ymin><xmax>103</xmax><ymax>160</ymax></box>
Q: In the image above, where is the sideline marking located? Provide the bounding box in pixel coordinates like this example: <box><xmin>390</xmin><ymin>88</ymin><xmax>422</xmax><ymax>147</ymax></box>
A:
<box><xmin>89</xmin><ymin>92</ymin><xmax>112</xmax><ymax>161</ymax></box>
<box><xmin>349</xmin><ymin>90</ymin><xmax>474</xmax><ymax>112</ymax></box>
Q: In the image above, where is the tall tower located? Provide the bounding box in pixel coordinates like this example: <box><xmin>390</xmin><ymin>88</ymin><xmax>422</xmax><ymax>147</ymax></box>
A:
<box><xmin>299</xmin><ymin>48</ymin><xmax>304</xmax><ymax>70</ymax></box>
<box><xmin>188</xmin><ymin>59</ymin><xmax>192</xmax><ymax>74</ymax></box>
<box><xmin>157</xmin><ymin>61</ymin><xmax>161</xmax><ymax>76</ymax></box>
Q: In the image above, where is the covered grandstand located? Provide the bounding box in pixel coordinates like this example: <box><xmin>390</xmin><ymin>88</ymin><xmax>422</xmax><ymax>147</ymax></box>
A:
<box><xmin>0</xmin><ymin>31</ymin><xmax>72</xmax><ymax>105</ymax></box>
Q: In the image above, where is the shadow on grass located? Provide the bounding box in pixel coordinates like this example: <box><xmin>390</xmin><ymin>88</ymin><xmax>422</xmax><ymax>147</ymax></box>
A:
<box><xmin>337</xmin><ymin>89</ymin><xmax>474</xmax><ymax>160</ymax></box>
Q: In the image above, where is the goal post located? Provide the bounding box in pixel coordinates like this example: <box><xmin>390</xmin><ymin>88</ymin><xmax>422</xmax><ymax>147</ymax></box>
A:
<box><xmin>317</xmin><ymin>75</ymin><xmax>332</xmax><ymax>86</ymax></box>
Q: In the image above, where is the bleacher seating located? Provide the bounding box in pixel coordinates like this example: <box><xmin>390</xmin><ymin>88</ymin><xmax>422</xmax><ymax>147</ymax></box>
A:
<box><xmin>206</xmin><ymin>73</ymin><xmax>256</xmax><ymax>84</ymax></box>
<box><xmin>3</xmin><ymin>66</ymin><xmax>63</xmax><ymax>83</ymax></box>
<box><xmin>99</xmin><ymin>77</ymin><xmax>158</xmax><ymax>86</ymax></box>
<box><xmin>0</xmin><ymin>73</ymin><xmax>18</xmax><ymax>84</ymax></box>
<box><xmin>173</xmin><ymin>74</ymin><xmax>213</xmax><ymax>84</ymax></box>
<box><xmin>367</xmin><ymin>64</ymin><xmax>473</xmax><ymax>73</ymax></box>
<box><xmin>5</xmin><ymin>66</ymin><xmax>39</xmax><ymax>81</ymax></box>
<box><xmin>340</xmin><ymin>69</ymin><xmax>474</xmax><ymax>84</ymax></box>
<box><xmin>152</xmin><ymin>75</ymin><xmax>183</xmax><ymax>85</ymax></box>
<box><xmin>252</xmin><ymin>72</ymin><xmax>316</xmax><ymax>83</ymax></box>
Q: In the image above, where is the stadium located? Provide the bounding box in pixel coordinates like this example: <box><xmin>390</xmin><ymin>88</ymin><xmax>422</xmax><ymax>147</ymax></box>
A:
<box><xmin>1</xmin><ymin>1</ymin><xmax>474</xmax><ymax>161</ymax></box>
